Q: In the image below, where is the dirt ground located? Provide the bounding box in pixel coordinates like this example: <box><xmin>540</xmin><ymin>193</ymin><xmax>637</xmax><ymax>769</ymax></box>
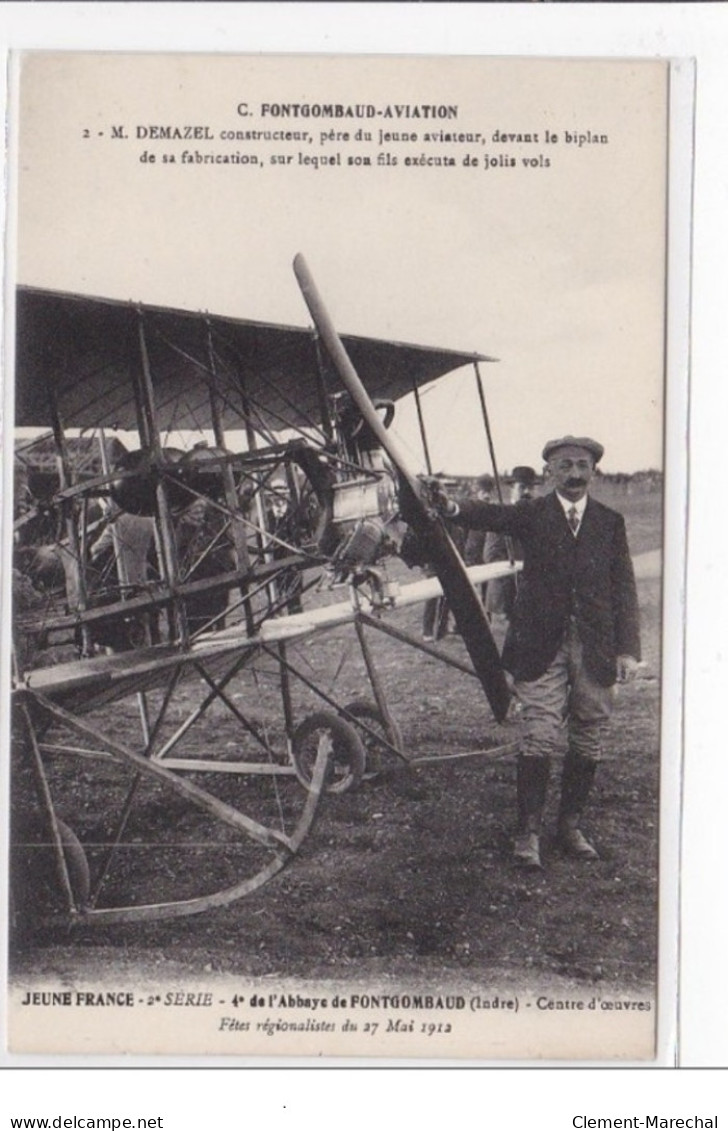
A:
<box><xmin>9</xmin><ymin>481</ymin><xmax>663</xmax><ymax>1000</ymax></box>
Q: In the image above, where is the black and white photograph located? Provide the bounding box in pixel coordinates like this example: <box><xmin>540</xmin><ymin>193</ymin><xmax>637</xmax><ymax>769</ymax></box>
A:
<box><xmin>5</xmin><ymin>50</ymin><xmax>675</xmax><ymax>1060</ymax></box>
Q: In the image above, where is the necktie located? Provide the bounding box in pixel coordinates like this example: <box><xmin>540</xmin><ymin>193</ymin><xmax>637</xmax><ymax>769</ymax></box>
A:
<box><xmin>567</xmin><ymin>506</ymin><xmax>580</xmax><ymax>535</ymax></box>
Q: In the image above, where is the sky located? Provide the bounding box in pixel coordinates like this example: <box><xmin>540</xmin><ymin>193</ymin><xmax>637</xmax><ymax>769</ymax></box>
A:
<box><xmin>13</xmin><ymin>53</ymin><xmax>668</xmax><ymax>474</ymax></box>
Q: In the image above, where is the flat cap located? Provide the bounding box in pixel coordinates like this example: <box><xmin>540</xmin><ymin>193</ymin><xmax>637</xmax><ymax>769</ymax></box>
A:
<box><xmin>542</xmin><ymin>435</ymin><xmax>604</xmax><ymax>464</ymax></box>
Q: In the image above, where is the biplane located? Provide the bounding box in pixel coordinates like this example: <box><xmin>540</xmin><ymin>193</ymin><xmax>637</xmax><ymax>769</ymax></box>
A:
<box><xmin>9</xmin><ymin>256</ymin><xmax>520</xmax><ymax>927</ymax></box>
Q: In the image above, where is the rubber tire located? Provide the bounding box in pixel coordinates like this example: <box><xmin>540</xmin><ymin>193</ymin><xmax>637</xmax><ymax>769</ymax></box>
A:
<box><xmin>342</xmin><ymin>699</ymin><xmax>403</xmax><ymax>777</ymax></box>
<box><xmin>55</xmin><ymin>820</ymin><xmax>92</xmax><ymax>909</ymax></box>
<box><xmin>10</xmin><ymin>818</ymin><xmax>90</xmax><ymax>937</ymax></box>
<box><xmin>292</xmin><ymin>711</ymin><xmax>367</xmax><ymax>795</ymax></box>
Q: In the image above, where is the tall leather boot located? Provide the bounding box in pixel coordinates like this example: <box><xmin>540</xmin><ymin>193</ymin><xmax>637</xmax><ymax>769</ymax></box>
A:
<box><xmin>557</xmin><ymin>753</ymin><xmax>599</xmax><ymax>859</ymax></box>
<box><xmin>513</xmin><ymin>755</ymin><xmax>550</xmax><ymax>869</ymax></box>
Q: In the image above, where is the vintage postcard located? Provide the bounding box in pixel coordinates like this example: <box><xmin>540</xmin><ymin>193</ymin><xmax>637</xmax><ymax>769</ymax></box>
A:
<box><xmin>4</xmin><ymin>51</ymin><xmax>681</xmax><ymax>1060</ymax></box>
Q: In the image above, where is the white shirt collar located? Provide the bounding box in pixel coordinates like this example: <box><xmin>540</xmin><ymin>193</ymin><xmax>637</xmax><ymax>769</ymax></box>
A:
<box><xmin>555</xmin><ymin>491</ymin><xmax>588</xmax><ymax>520</ymax></box>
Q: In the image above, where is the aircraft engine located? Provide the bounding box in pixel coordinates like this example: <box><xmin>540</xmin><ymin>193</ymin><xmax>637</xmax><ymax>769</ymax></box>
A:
<box><xmin>329</xmin><ymin>475</ymin><xmax>399</xmax><ymax>570</ymax></box>
<box><xmin>109</xmin><ymin>445</ymin><xmax>229</xmax><ymax>516</ymax></box>
<box><xmin>109</xmin><ymin>448</ymin><xmax>186</xmax><ymax>515</ymax></box>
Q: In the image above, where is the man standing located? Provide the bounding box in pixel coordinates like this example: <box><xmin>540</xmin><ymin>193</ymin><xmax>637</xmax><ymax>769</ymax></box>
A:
<box><xmin>463</xmin><ymin>473</ymin><xmax>494</xmax><ymax>608</ymax></box>
<box><xmin>438</xmin><ymin>436</ymin><xmax>641</xmax><ymax>869</ymax></box>
<box><xmin>482</xmin><ymin>465</ymin><xmax>538</xmax><ymax>623</ymax></box>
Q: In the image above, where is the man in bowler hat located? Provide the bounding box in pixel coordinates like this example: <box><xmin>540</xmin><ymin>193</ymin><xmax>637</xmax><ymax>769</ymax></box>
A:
<box><xmin>436</xmin><ymin>436</ymin><xmax>641</xmax><ymax>868</ymax></box>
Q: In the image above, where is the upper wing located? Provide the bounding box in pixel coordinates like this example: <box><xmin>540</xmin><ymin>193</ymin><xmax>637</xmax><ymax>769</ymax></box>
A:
<box><xmin>15</xmin><ymin>286</ymin><xmax>494</xmax><ymax>433</ymax></box>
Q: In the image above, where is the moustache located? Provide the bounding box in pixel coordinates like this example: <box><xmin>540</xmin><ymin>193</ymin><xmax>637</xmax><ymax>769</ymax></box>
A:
<box><xmin>566</xmin><ymin>478</ymin><xmax>585</xmax><ymax>487</ymax></box>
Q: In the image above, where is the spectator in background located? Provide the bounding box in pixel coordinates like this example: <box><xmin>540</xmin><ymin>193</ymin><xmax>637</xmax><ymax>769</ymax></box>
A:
<box><xmin>175</xmin><ymin>496</ymin><xmax>235</xmax><ymax>635</ymax></box>
<box><xmin>89</xmin><ymin>501</ymin><xmax>157</xmax><ymax>593</ymax></box>
<box><xmin>88</xmin><ymin>501</ymin><xmax>159</xmax><ymax>649</ymax></box>
<box><xmin>266</xmin><ymin>486</ymin><xmax>304</xmax><ymax>615</ymax></box>
<box><xmin>483</xmin><ymin>466</ymin><xmax>538</xmax><ymax>624</ymax></box>
<box><xmin>463</xmin><ymin>474</ymin><xmax>494</xmax><ymax>604</ymax></box>
<box><xmin>422</xmin><ymin>518</ymin><xmax>467</xmax><ymax>642</ymax></box>
<box><xmin>421</xmin><ymin>476</ymin><xmax>468</xmax><ymax>642</ymax></box>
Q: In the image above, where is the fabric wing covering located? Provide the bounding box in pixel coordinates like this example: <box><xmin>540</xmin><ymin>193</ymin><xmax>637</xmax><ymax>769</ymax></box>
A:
<box><xmin>15</xmin><ymin>287</ymin><xmax>493</xmax><ymax>434</ymax></box>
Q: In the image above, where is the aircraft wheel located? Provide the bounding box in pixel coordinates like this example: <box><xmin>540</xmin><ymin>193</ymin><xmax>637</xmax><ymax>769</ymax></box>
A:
<box><xmin>55</xmin><ymin>819</ymin><xmax>92</xmax><ymax>909</ymax></box>
<box><xmin>342</xmin><ymin>699</ymin><xmax>403</xmax><ymax>777</ymax></box>
<box><xmin>292</xmin><ymin>711</ymin><xmax>366</xmax><ymax>795</ymax></box>
<box><xmin>10</xmin><ymin>817</ymin><xmax>90</xmax><ymax>935</ymax></box>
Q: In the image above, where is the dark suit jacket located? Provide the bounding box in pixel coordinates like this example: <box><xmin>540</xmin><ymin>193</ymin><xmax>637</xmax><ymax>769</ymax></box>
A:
<box><xmin>455</xmin><ymin>491</ymin><xmax>641</xmax><ymax>686</ymax></box>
